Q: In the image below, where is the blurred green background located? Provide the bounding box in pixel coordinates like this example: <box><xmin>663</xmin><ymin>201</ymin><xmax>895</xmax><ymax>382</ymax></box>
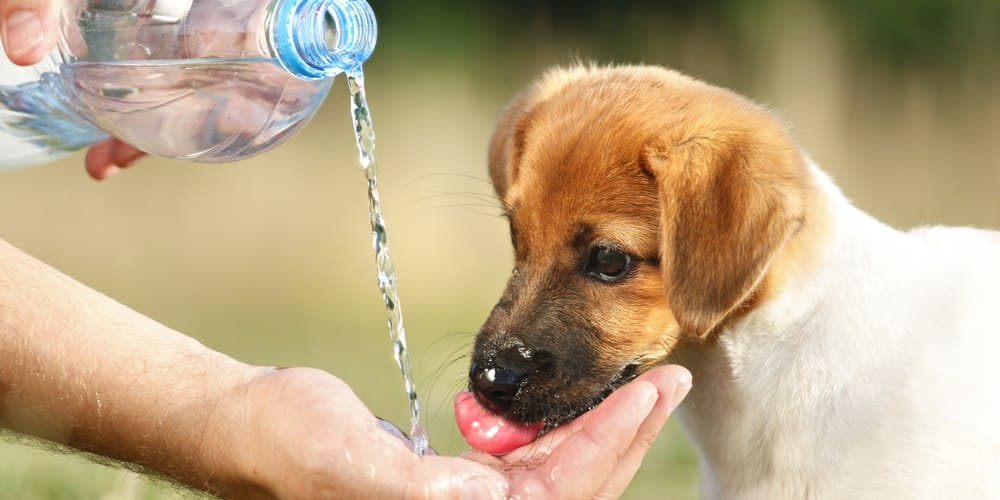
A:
<box><xmin>1</xmin><ymin>0</ymin><xmax>998</xmax><ymax>498</ymax></box>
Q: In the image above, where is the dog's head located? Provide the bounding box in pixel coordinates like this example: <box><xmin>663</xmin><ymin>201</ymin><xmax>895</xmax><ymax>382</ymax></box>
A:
<box><xmin>470</xmin><ymin>65</ymin><xmax>813</xmax><ymax>428</ymax></box>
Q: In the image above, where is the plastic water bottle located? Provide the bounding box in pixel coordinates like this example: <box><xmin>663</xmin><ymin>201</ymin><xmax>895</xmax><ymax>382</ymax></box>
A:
<box><xmin>0</xmin><ymin>0</ymin><xmax>376</xmax><ymax>170</ymax></box>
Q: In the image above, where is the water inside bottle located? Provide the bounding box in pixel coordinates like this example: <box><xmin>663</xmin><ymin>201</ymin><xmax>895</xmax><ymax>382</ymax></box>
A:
<box><xmin>347</xmin><ymin>70</ymin><xmax>430</xmax><ymax>456</ymax></box>
<box><xmin>63</xmin><ymin>59</ymin><xmax>331</xmax><ymax>162</ymax></box>
<box><xmin>1</xmin><ymin>58</ymin><xmax>332</xmax><ymax>166</ymax></box>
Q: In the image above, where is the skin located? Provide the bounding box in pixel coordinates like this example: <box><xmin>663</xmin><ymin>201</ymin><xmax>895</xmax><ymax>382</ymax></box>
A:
<box><xmin>1</xmin><ymin>5</ymin><xmax>694</xmax><ymax>498</ymax></box>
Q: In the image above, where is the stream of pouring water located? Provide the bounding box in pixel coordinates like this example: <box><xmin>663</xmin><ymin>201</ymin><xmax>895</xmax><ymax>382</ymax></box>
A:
<box><xmin>347</xmin><ymin>71</ymin><xmax>429</xmax><ymax>456</ymax></box>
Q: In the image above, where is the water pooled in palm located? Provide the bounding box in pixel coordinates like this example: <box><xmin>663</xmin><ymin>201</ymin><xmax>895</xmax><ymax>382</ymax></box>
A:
<box><xmin>347</xmin><ymin>71</ymin><xmax>429</xmax><ymax>456</ymax></box>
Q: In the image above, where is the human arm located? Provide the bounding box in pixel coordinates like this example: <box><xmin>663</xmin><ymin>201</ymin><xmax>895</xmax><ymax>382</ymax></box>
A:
<box><xmin>0</xmin><ymin>0</ymin><xmax>145</xmax><ymax>180</ymax></box>
<box><xmin>0</xmin><ymin>236</ymin><xmax>692</xmax><ymax>499</ymax></box>
<box><xmin>0</xmin><ymin>238</ymin><xmax>266</xmax><ymax>495</ymax></box>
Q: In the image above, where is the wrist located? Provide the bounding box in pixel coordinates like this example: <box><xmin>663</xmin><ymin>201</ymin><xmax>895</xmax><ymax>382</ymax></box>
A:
<box><xmin>198</xmin><ymin>364</ymin><xmax>277</xmax><ymax>499</ymax></box>
<box><xmin>93</xmin><ymin>347</ymin><xmax>265</xmax><ymax>497</ymax></box>
<box><xmin>75</xmin><ymin>340</ymin><xmax>268</xmax><ymax>498</ymax></box>
<box><xmin>0</xmin><ymin>239</ymin><xmax>277</xmax><ymax>497</ymax></box>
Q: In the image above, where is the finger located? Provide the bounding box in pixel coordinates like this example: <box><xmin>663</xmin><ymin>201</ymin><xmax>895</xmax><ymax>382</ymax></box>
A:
<box><xmin>85</xmin><ymin>139</ymin><xmax>120</xmax><ymax>180</ymax></box>
<box><xmin>86</xmin><ymin>140</ymin><xmax>146</xmax><ymax>180</ymax></box>
<box><xmin>0</xmin><ymin>1</ymin><xmax>59</xmax><ymax>66</ymax></box>
<box><xmin>508</xmin><ymin>377</ymin><xmax>661</xmax><ymax>499</ymax></box>
<box><xmin>596</xmin><ymin>365</ymin><xmax>692</xmax><ymax>499</ymax></box>
<box><xmin>110</xmin><ymin>140</ymin><xmax>146</xmax><ymax>168</ymax></box>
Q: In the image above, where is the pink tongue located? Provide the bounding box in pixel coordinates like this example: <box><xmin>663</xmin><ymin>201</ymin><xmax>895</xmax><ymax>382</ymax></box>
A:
<box><xmin>454</xmin><ymin>391</ymin><xmax>544</xmax><ymax>456</ymax></box>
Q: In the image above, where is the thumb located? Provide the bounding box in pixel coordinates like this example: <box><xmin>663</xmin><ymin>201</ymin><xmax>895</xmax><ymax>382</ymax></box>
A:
<box><xmin>1</xmin><ymin>0</ymin><xmax>59</xmax><ymax>66</ymax></box>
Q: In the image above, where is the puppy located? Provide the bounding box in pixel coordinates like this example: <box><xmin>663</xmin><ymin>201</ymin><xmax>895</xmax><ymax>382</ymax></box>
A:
<box><xmin>461</xmin><ymin>65</ymin><xmax>1000</xmax><ymax>499</ymax></box>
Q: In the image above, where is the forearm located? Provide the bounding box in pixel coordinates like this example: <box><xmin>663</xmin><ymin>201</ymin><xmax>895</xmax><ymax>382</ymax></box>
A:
<box><xmin>0</xmin><ymin>239</ymin><xmax>261</xmax><ymax>495</ymax></box>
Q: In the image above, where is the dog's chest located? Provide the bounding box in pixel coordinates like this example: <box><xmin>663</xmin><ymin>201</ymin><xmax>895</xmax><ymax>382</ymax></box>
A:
<box><xmin>677</xmin><ymin>331</ymin><xmax>940</xmax><ymax>500</ymax></box>
<box><xmin>675</xmin><ymin>336</ymin><xmax>859</xmax><ymax>500</ymax></box>
<box><xmin>673</xmin><ymin>225</ymin><xmax>1000</xmax><ymax>499</ymax></box>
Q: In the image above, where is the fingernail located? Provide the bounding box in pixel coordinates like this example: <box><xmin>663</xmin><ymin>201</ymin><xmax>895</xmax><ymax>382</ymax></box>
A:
<box><xmin>4</xmin><ymin>10</ymin><xmax>43</xmax><ymax>57</ymax></box>
<box><xmin>461</xmin><ymin>477</ymin><xmax>504</xmax><ymax>500</ymax></box>
<box><xmin>637</xmin><ymin>381</ymin><xmax>659</xmax><ymax>412</ymax></box>
<box><xmin>668</xmin><ymin>374</ymin><xmax>693</xmax><ymax>413</ymax></box>
<box><xmin>101</xmin><ymin>165</ymin><xmax>121</xmax><ymax>180</ymax></box>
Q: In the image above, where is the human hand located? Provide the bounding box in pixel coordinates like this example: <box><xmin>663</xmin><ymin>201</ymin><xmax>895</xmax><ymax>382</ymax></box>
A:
<box><xmin>233</xmin><ymin>364</ymin><xmax>691</xmax><ymax>499</ymax></box>
<box><xmin>0</xmin><ymin>233</ymin><xmax>692</xmax><ymax>498</ymax></box>
<box><xmin>0</xmin><ymin>0</ymin><xmax>146</xmax><ymax>180</ymax></box>
<box><xmin>2</xmin><ymin>236</ymin><xmax>695</xmax><ymax>498</ymax></box>
<box><xmin>460</xmin><ymin>364</ymin><xmax>692</xmax><ymax>499</ymax></box>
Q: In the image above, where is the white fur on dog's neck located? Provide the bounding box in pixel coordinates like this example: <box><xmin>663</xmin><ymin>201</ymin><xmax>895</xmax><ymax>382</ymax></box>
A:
<box><xmin>673</xmin><ymin>159</ymin><xmax>1000</xmax><ymax>499</ymax></box>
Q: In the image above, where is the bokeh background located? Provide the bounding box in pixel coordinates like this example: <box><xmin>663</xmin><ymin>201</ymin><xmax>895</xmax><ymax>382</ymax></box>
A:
<box><xmin>1</xmin><ymin>0</ymin><xmax>998</xmax><ymax>498</ymax></box>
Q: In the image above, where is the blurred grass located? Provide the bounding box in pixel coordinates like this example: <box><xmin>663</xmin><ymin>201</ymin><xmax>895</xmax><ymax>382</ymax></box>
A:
<box><xmin>1</xmin><ymin>0</ymin><xmax>998</xmax><ymax>498</ymax></box>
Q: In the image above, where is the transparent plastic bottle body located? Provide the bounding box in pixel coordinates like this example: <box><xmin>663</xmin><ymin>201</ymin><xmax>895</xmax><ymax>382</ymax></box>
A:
<box><xmin>0</xmin><ymin>0</ymin><xmax>376</xmax><ymax>170</ymax></box>
<box><xmin>0</xmin><ymin>55</ymin><xmax>101</xmax><ymax>168</ymax></box>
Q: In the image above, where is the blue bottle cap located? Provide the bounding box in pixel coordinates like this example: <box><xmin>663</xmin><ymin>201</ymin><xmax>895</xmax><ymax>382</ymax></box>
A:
<box><xmin>273</xmin><ymin>0</ymin><xmax>377</xmax><ymax>80</ymax></box>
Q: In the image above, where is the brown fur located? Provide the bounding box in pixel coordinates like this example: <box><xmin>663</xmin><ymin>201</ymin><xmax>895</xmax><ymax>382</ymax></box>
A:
<box><xmin>474</xmin><ymin>64</ymin><xmax>823</xmax><ymax>425</ymax></box>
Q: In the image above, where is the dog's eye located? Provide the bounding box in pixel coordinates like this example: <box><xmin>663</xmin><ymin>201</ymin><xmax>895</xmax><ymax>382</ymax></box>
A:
<box><xmin>586</xmin><ymin>246</ymin><xmax>633</xmax><ymax>282</ymax></box>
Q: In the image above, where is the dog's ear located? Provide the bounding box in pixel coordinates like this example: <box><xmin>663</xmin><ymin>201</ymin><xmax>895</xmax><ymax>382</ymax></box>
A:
<box><xmin>488</xmin><ymin>92</ymin><xmax>536</xmax><ymax>200</ymax></box>
<box><xmin>644</xmin><ymin>127</ymin><xmax>806</xmax><ymax>339</ymax></box>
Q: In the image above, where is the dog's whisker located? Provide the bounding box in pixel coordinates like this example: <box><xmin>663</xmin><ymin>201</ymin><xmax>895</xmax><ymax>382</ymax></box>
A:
<box><xmin>426</xmin><ymin>204</ymin><xmax>506</xmax><ymax>218</ymax></box>
<box><xmin>417</xmin><ymin>333</ymin><xmax>473</xmax><ymax>371</ymax></box>
<box><xmin>426</xmin><ymin>200</ymin><xmax>503</xmax><ymax>210</ymax></box>
<box><xmin>413</xmin><ymin>203</ymin><xmax>504</xmax><ymax>215</ymax></box>
<box><xmin>420</xmin><ymin>350</ymin><xmax>471</xmax><ymax>397</ymax></box>
<box><xmin>445</xmin><ymin>191</ymin><xmax>502</xmax><ymax>203</ymax></box>
<box><xmin>423</xmin><ymin>331</ymin><xmax>475</xmax><ymax>348</ymax></box>
<box><xmin>427</xmin><ymin>203</ymin><xmax>504</xmax><ymax>212</ymax></box>
<box><xmin>406</xmin><ymin>172</ymin><xmax>496</xmax><ymax>187</ymax></box>
<box><xmin>403</xmin><ymin>190</ymin><xmax>503</xmax><ymax>212</ymax></box>
<box><xmin>427</xmin><ymin>377</ymin><xmax>469</xmax><ymax>425</ymax></box>
<box><xmin>406</xmin><ymin>190</ymin><xmax>502</xmax><ymax>206</ymax></box>
<box><xmin>419</xmin><ymin>333</ymin><xmax>473</xmax><ymax>360</ymax></box>
<box><xmin>421</xmin><ymin>353</ymin><xmax>470</xmax><ymax>400</ymax></box>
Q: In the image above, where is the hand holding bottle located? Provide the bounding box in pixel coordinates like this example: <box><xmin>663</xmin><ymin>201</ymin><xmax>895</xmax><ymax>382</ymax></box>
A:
<box><xmin>0</xmin><ymin>0</ymin><xmax>144</xmax><ymax>179</ymax></box>
<box><xmin>2</xmin><ymin>0</ymin><xmax>374</xmax><ymax>179</ymax></box>
<box><xmin>0</xmin><ymin>0</ymin><xmax>145</xmax><ymax>179</ymax></box>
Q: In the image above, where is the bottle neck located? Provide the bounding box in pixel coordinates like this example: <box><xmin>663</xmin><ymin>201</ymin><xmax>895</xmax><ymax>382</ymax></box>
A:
<box><xmin>269</xmin><ymin>0</ymin><xmax>377</xmax><ymax>80</ymax></box>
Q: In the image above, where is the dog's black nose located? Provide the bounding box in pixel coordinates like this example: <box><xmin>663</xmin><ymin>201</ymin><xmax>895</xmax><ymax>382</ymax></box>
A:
<box><xmin>472</xmin><ymin>364</ymin><xmax>523</xmax><ymax>411</ymax></box>
<box><xmin>471</xmin><ymin>346</ymin><xmax>544</xmax><ymax>413</ymax></box>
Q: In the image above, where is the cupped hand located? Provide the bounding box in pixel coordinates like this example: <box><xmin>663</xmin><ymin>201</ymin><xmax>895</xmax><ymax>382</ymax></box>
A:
<box><xmin>234</xmin><ymin>365</ymin><xmax>691</xmax><ymax>499</ymax></box>
<box><xmin>462</xmin><ymin>365</ymin><xmax>692</xmax><ymax>499</ymax></box>
<box><xmin>1</xmin><ymin>0</ymin><xmax>146</xmax><ymax>180</ymax></box>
